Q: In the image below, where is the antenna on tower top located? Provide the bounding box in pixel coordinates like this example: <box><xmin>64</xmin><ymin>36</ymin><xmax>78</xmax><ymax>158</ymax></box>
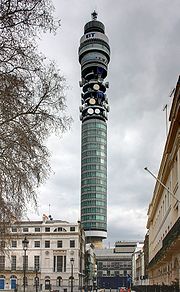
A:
<box><xmin>91</xmin><ymin>10</ymin><xmax>98</xmax><ymax>20</ymax></box>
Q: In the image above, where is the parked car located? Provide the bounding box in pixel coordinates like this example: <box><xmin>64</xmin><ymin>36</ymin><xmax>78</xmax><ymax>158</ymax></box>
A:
<box><xmin>120</xmin><ymin>287</ymin><xmax>127</xmax><ymax>292</ymax></box>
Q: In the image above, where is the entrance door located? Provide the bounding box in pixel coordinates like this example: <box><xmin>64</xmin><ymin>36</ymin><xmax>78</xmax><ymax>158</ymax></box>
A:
<box><xmin>45</xmin><ymin>279</ymin><xmax>50</xmax><ymax>290</ymax></box>
<box><xmin>0</xmin><ymin>279</ymin><xmax>4</xmax><ymax>290</ymax></box>
<box><xmin>11</xmin><ymin>279</ymin><xmax>16</xmax><ymax>289</ymax></box>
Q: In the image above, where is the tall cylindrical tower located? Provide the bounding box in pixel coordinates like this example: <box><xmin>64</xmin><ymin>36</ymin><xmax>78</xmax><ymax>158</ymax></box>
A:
<box><xmin>79</xmin><ymin>12</ymin><xmax>110</xmax><ymax>248</ymax></box>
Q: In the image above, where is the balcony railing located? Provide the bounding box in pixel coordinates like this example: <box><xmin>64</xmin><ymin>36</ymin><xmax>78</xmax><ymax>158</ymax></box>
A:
<box><xmin>148</xmin><ymin>217</ymin><xmax>180</xmax><ymax>268</ymax></box>
<box><xmin>0</xmin><ymin>267</ymin><xmax>37</xmax><ymax>272</ymax></box>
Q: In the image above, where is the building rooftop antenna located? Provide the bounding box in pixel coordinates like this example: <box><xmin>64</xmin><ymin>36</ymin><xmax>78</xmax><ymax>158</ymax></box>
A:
<box><xmin>91</xmin><ymin>10</ymin><xmax>98</xmax><ymax>20</ymax></box>
<box><xmin>169</xmin><ymin>87</ymin><xmax>175</xmax><ymax>97</ymax></box>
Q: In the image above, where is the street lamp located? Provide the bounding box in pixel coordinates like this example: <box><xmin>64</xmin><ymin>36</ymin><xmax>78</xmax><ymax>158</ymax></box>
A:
<box><xmin>22</xmin><ymin>237</ymin><xmax>29</xmax><ymax>292</ymax></box>
<box><xmin>70</xmin><ymin>258</ymin><xmax>74</xmax><ymax>292</ymax></box>
<box><xmin>35</xmin><ymin>266</ymin><xmax>39</xmax><ymax>292</ymax></box>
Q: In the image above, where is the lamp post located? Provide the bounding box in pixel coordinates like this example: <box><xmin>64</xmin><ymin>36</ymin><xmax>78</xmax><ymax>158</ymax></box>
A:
<box><xmin>70</xmin><ymin>258</ymin><xmax>74</xmax><ymax>292</ymax></box>
<box><xmin>22</xmin><ymin>237</ymin><xmax>29</xmax><ymax>292</ymax></box>
<box><xmin>35</xmin><ymin>266</ymin><xmax>38</xmax><ymax>292</ymax></box>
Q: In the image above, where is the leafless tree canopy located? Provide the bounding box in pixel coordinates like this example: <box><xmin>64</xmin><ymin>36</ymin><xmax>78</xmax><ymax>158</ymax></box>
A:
<box><xmin>0</xmin><ymin>0</ymin><xmax>71</xmax><ymax>239</ymax></box>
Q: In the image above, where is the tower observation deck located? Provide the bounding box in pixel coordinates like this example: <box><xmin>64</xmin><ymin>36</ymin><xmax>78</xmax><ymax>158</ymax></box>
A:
<box><xmin>79</xmin><ymin>12</ymin><xmax>110</xmax><ymax>248</ymax></box>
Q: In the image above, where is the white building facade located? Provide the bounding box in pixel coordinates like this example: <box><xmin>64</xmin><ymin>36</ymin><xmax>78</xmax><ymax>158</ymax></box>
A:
<box><xmin>132</xmin><ymin>243</ymin><xmax>145</xmax><ymax>286</ymax></box>
<box><xmin>0</xmin><ymin>217</ymin><xmax>85</xmax><ymax>292</ymax></box>
<box><xmin>147</xmin><ymin>76</ymin><xmax>180</xmax><ymax>287</ymax></box>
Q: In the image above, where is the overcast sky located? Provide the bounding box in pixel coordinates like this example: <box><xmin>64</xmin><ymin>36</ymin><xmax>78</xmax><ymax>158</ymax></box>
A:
<box><xmin>28</xmin><ymin>0</ymin><xmax>180</xmax><ymax>246</ymax></box>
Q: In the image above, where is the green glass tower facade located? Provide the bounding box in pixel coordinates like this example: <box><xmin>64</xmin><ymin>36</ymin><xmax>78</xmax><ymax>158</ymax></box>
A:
<box><xmin>79</xmin><ymin>12</ymin><xmax>110</xmax><ymax>246</ymax></box>
<box><xmin>81</xmin><ymin>119</ymin><xmax>107</xmax><ymax>231</ymax></box>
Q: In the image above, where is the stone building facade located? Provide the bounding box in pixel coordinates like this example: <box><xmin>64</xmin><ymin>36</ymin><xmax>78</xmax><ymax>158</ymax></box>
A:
<box><xmin>0</xmin><ymin>217</ymin><xmax>85</xmax><ymax>292</ymax></box>
<box><xmin>147</xmin><ymin>76</ymin><xmax>180</xmax><ymax>287</ymax></box>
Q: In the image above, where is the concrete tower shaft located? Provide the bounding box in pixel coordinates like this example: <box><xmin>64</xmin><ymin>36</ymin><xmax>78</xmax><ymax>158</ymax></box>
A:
<box><xmin>79</xmin><ymin>12</ymin><xmax>110</xmax><ymax>247</ymax></box>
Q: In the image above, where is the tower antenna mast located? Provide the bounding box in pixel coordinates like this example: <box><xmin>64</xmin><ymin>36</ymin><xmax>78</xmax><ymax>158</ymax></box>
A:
<box><xmin>91</xmin><ymin>10</ymin><xmax>98</xmax><ymax>20</ymax></box>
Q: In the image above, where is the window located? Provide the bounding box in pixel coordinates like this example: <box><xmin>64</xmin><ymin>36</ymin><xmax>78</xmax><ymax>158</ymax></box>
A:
<box><xmin>57</xmin><ymin>276</ymin><xmax>62</xmax><ymax>287</ymax></box>
<box><xmin>11</xmin><ymin>256</ymin><xmax>16</xmax><ymax>270</ymax></box>
<box><xmin>11</xmin><ymin>227</ymin><xmax>17</xmax><ymax>232</ymax></box>
<box><xmin>45</xmin><ymin>241</ymin><xmax>50</xmax><ymax>248</ymax></box>
<box><xmin>45</xmin><ymin>227</ymin><xmax>50</xmax><ymax>232</ymax></box>
<box><xmin>53</xmin><ymin>227</ymin><xmax>67</xmax><ymax>232</ymax></box>
<box><xmin>70</xmin><ymin>227</ymin><xmax>75</xmax><ymax>232</ymax></box>
<box><xmin>45</xmin><ymin>279</ymin><xmax>50</xmax><ymax>290</ymax></box>
<box><xmin>35</xmin><ymin>227</ymin><xmax>40</xmax><ymax>232</ymax></box>
<box><xmin>57</xmin><ymin>240</ymin><xmax>62</xmax><ymax>248</ymax></box>
<box><xmin>98</xmin><ymin>262</ymin><xmax>103</xmax><ymax>269</ymax></box>
<box><xmin>34</xmin><ymin>241</ymin><xmax>40</xmax><ymax>248</ymax></box>
<box><xmin>23</xmin><ymin>256</ymin><xmax>28</xmax><ymax>270</ymax></box>
<box><xmin>70</xmin><ymin>240</ymin><xmax>75</xmax><ymax>248</ymax></box>
<box><xmin>57</xmin><ymin>256</ymin><xmax>63</xmax><ymax>272</ymax></box>
<box><xmin>53</xmin><ymin>256</ymin><xmax>66</xmax><ymax>272</ymax></box>
<box><xmin>12</xmin><ymin>241</ymin><xmax>17</xmax><ymax>248</ymax></box>
<box><xmin>172</xmin><ymin>156</ymin><xmax>178</xmax><ymax>188</ymax></box>
<box><xmin>0</xmin><ymin>256</ymin><xmax>5</xmax><ymax>270</ymax></box>
<box><xmin>64</xmin><ymin>256</ymin><xmax>66</xmax><ymax>272</ymax></box>
<box><xmin>23</xmin><ymin>227</ymin><xmax>29</xmax><ymax>232</ymax></box>
<box><xmin>34</xmin><ymin>256</ymin><xmax>40</xmax><ymax>270</ymax></box>
<box><xmin>0</xmin><ymin>241</ymin><xmax>5</xmax><ymax>248</ymax></box>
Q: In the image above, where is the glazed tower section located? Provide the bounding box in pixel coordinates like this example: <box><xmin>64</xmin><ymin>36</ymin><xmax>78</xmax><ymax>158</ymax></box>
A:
<box><xmin>79</xmin><ymin>12</ymin><xmax>110</xmax><ymax>247</ymax></box>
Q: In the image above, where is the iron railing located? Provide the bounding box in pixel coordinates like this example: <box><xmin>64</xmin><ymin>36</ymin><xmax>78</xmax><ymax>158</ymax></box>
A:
<box><xmin>133</xmin><ymin>284</ymin><xmax>179</xmax><ymax>292</ymax></box>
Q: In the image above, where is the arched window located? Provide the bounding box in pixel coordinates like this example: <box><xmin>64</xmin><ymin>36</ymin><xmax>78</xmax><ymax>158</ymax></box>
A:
<box><xmin>34</xmin><ymin>277</ymin><xmax>39</xmax><ymax>286</ymax></box>
<box><xmin>68</xmin><ymin>276</ymin><xmax>74</xmax><ymax>287</ymax></box>
<box><xmin>174</xmin><ymin>258</ymin><xmax>179</xmax><ymax>283</ymax></box>
<box><xmin>53</xmin><ymin>227</ymin><xmax>67</xmax><ymax>232</ymax></box>
<box><xmin>57</xmin><ymin>276</ymin><xmax>62</xmax><ymax>287</ymax></box>
<box><xmin>45</xmin><ymin>277</ymin><xmax>51</xmax><ymax>290</ymax></box>
<box><xmin>23</xmin><ymin>277</ymin><xmax>28</xmax><ymax>286</ymax></box>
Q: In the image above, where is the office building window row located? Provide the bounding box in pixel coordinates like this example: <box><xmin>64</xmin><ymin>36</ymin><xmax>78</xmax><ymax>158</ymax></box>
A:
<box><xmin>82</xmin><ymin>143</ymin><xmax>106</xmax><ymax>151</ymax></box>
<box><xmin>82</xmin><ymin>129</ymin><xmax>106</xmax><ymax>138</ymax></box>
<box><xmin>81</xmin><ymin>200</ymin><xmax>106</xmax><ymax>207</ymax></box>
<box><xmin>81</xmin><ymin>207</ymin><xmax>106</xmax><ymax>215</ymax></box>
<box><xmin>81</xmin><ymin>171</ymin><xmax>107</xmax><ymax>179</ymax></box>
<box><xmin>82</xmin><ymin>136</ymin><xmax>106</xmax><ymax>144</ymax></box>
<box><xmin>82</xmin><ymin>164</ymin><xmax>106</xmax><ymax>172</ymax></box>
<box><xmin>82</xmin><ymin>214</ymin><xmax>106</xmax><ymax>221</ymax></box>
<box><xmin>81</xmin><ymin>178</ymin><xmax>107</xmax><ymax>186</ymax></box>
<box><xmin>82</xmin><ymin>149</ymin><xmax>106</xmax><ymax>158</ymax></box>
<box><xmin>81</xmin><ymin>186</ymin><xmax>106</xmax><ymax>194</ymax></box>
<box><xmin>82</xmin><ymin>157</ymin><xmax>106</xmax><ymax>165</ymax></box>
<box><xmin>83</xmin><ymin>221</ymin><xmax>106</xmax><ymax>229</ymax></box>
<box><xmin>82</xmin><ymin>121</ymin><xmax>107</xmax><ymax>131</ymax></box>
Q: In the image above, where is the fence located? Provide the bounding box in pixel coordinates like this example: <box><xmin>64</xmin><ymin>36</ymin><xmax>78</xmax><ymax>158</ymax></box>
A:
<box><xmin>132</xmin><ymin>285</ymin><xmax>179</xmax><ymax>292</ymax></box>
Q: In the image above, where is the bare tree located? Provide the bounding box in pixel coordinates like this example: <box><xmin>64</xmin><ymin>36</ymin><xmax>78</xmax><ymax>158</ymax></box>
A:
<box><xmin>0</xmin><ymin>0</ymin><xmax>72</xmax><ymax>242</ymax></box>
